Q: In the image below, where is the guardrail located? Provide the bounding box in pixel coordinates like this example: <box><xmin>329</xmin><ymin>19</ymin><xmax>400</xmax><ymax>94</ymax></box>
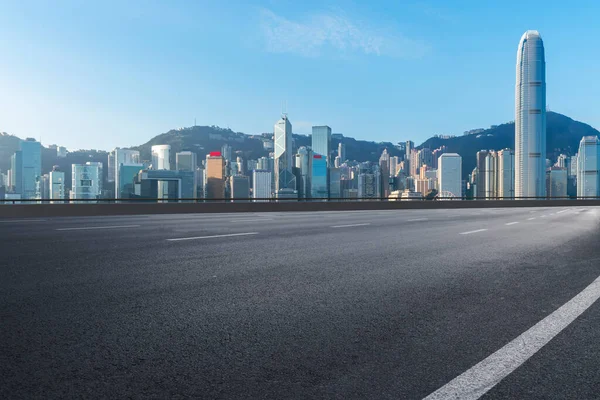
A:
<box><xmin>1</xmin><ymin>197</ymin><xmax>600</xmax><ymax>218</ymax></box>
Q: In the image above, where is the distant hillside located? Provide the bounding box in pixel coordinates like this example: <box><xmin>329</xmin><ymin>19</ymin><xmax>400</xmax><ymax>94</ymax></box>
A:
<box><xmin>1</xmin><ymin>112</ymin><xmax>598</xmax><ymax>188</ymax></box>
<box><xmin>418</xmin><ymin>112</ymin><xmax>599</xmax><ymax>177</ymax></box>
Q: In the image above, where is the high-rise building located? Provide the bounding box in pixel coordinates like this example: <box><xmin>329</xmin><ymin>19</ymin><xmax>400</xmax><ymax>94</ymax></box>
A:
<box><xmin>229</xmin><ymin>175</ymin><xmax>250</xmax><ymax>200</ymax></box>
<box><xmin>205</xmin><ymin>152</ymin><xmax>225</xmax><ymax>199</ymax></box>
<box><xmin>390</xmin><ymin>156</ymin><xmax>399</xmax><ymax>177</ymax></box>
<box><xmin>274</xmin><ymin>115</ymin><xmax>296</xmax><ymax>196</ymax></box>
<box><xmin>295</xmin><ymin>146</ymin><xmax>312</xmax><ymax>199</ymax></box>
<box><xmin>438</xmin><ymin>153</ymin><xmax>462</xmax><ymax>198</ymax></box>
<box><xmin>9</xmin><ymin>151</ymin><xmax>23</xmax><ymax>194</ymax></box>
<box><xmin>476</xmin><ymin>150</ymin><xmax>489</xmax><ymax>199</ymax></box>
<box><xmin>485</xmin><ymin>151</ymin><xmax>498</xmax><ymax>199</ymax></box>
<box><xmin>547</xmin><ymin>167</ymin><xmax>568</xmax><ymax>198</ymax></box>
<box><xmin>176</xmin><ymin>151</ymin><xmax>197</xmax><ymax>171</ymax></box>
<box><xmin>416</xmin><ymin>148</ymin><xmax>433</xmax><ymax>173</ymax></box>
<box><xmin>358</xmin><ymin>173</ymin><xmax>377</xmax><ymax>199</ymax></box>
<box><xmin>569</xmin><ymin>155</ymin><xmax>578</xmax><ymax>177</ymax></box>
<box><xmin>151</xmin><ymin>145</ymin><xmax>171</xmax><ymax>170</ymax></box>
<box><xmin>338</xmin><ymin>142</ymin><xmax>346</xmax><ymax>163</ymax></box>
<box><xmin>221</xmin><ymin>144</ymin><xmax>232</xmax><ymax>165</ymax></box>
<box><xmin>577</xmin><ymin>136</ymin><xmax>600</xmax><ymax>198</ymax></box>
<box><xmin>311</xmin><ymin>154</ymin><xmax>328</xmax><ymax>199</ymax></box>
<box><xmin>39</xmin><ymin>174</ymin><xmax>49</xmax><ymax>200</ymax></box>
<box><xmin>406</xmin><ymin>141</ymin><xmax>414</xmax><ymax>168</ymax></box>
<box><xmin>112</xmin><ymin>149</ymin><xmax>141</xmax><ymax>198</ymax></box>
<box><xmin>57</xmin><ymin>146</ymin><xmax>68</xmax><ymax>158</ymax></box>
<box><xmin>117</xmin><ymin>164</ymin><xmax>144</xmax><ymax>199</ymax></box>
<box><xmin>86</xmin><ymin>162</ymin><xmax>103</xmax><ymax>196</ymax></box>
<box><xmin>330</xmin><ymin>168</ymin><xmax>341</xmax><ymax>199</ymax></box>
<box><xmin>498</xmin><ymin>149</ymin><xmax>515</xmax><ymax>199</ymax></box>
<box><xmin>379</xmin><ymin>149</ymin><xmax>390</xmax><ymax>197</ymax></box>
<box><xmin>409</xmin><ymin>149</ymin><xmax>419</xmax><ymax>177</ymax></box>
<box><xmin>312</xmin><ymin>126</ymin><xmax>332</xmax><ymax>166</ymax></box>
<box><xmin>17</xmin><ymin>139</ymin><xmax>42</xmax><ymax>199</ymax></box>
<box><xmin>515</xmin><ymin>30</ymin><xmax>546</xmax><ymax>198</ymax></box>
<box><xmin>414</xmin><ymin>178</ymin><xmax>432</xmax><ymax>196</ymax></box>
<box><xmin>49</xmin><ymin>167</ymin><xmax>65</xmax><ymax>203</ymax></box>
<box><xmin>71</xmin><ymin>163</ymin><xmax>101</xmax><ymax>202</ymax></box>
<box><xmin>252</xmin><ymin>170</ymin><xmax>272</xmax><ymax>201</ymax></box>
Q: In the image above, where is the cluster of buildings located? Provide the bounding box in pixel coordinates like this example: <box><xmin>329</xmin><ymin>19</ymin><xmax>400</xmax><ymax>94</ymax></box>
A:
<box><xmin>1</xmin><ymin>31</ymin><xmax>600</xmax><ymax>203</ymax></box>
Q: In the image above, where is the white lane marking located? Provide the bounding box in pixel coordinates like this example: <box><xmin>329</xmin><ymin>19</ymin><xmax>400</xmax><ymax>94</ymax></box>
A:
<box><xmin>540</xmin><ymin>215</ymin><xmax>547</xmax><ymax>218</ymax></box>
<box><xmin>167</xmin><ymin>232</ymin><xmax>258</xmax><ymax>242</ymax></box>
<box><xmin>423</xmin><ymin>274</ymin><xmax>600</xmax><ymax>400</ymax></box>
<box><xmin>556</xmin><ymin>209</ymin><xmax>569</xmax><ymax>214</ymax></box>
<box><xmin>331</xmin><ymin>223</ymin><xmax>371</xmax><ymax>228</ymax></box>
<box><xmin>527</xmin><ymin>217</ymin><xmax>536</xmax><ymax>221</ymax></box>
<box><xmin>505</xmin><ymin>222</ymin><xmax>520</xmax><ymax>226</ymax></box>
<box><xmin>407</xmin><ymin>218</ymin><xmax>429</xmax><ymax>222</ymax></box>
<box><xmin>56</xmin><ymin>225</ymin><xmax>140</xmax><ymax>231</ymax></box>
<box><xmin>460</xmin><ymin>229</ymin><xmax>488</xmax><ymax>235</ymax></box>
<box><xmin>229</xmin><ymin>218</ymin><xmax>274</xmax><ymax>223</ymax></box>
<box><xmin>0</xmin><ymin>219</ymin><xmax>47</xmax><ymax>223</ymax></box>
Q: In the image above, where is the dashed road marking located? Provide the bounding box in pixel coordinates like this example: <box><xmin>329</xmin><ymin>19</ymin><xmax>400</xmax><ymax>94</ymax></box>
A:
<box><xmin>56</xmin><ymin>225</ymin><xmax>141</xmax><ymax>231</ymax></box>
<box><xmin>527</xmin><ymin>217</ymin><xmax>536</xmax><ymax>221</ymax></box>
<box><xmin>331</xmin><ymin>223</ymin><xmax>371</xmax><ymax>228</ymax></box>
<box><xmin>407</xmin><ymin>218</ymin><xmax>429</xmax><ymax>222</ymax></box>
<box><xmin>505</xmin><ymin>222</ymin><xmax>520</xmax><ymax>226</ymax></box>
<box><xmin>460</xmin><ymin>229</ymin><xmax>488</xmax><ymax>235</ymax></box>
<box><xmin>167</xmin><ymin>232</ymin><xmax>258</xmax><ymax>241</ymax></box>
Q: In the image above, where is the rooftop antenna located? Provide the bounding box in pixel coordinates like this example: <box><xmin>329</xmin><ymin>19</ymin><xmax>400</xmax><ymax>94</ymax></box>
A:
<box><xmin>282</xmin><ymin>100</ymin><xmax>288</xmax><ymax>118</ymax></box>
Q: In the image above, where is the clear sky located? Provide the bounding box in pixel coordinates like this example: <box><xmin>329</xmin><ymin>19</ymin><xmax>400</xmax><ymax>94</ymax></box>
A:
<box><xmin>1</xmin><ymin>0</ymin><xmax>598</xmax><ymax>150</ymax></box>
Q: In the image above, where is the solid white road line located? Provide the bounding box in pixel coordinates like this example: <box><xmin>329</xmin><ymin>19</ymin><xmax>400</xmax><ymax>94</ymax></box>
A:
<box><xmin>56</xmin><ymin>225</ymin><xmax>140</xmax><ymax>231</ymax></box>
<box><xmin>229</xmin><ymin>218</ymin><xmax>274</xmax><ymax>223</ymax></box>
<box><xmin>505</xmin><ymin>222</ymin><xmax>520</xmax><ymax>226</ymax></box>
<box><xmin>423</xmin><ymin>274</ymin><xmax>600</xmax><ymax>400</ymax></box>
<box><xmin>407</xmin><ymin>218</ymin><xmax>429</xmax><ymax>222</ymax></box>
<box><xmin>331</xmin><ymin>223</ymin><xmax>371</xmax><ymax>228</ymax></box>
<box><xmin>0</xmin><ymin>219</ymin><xmax>47</xmax><ymax>223</ymax></box>
<box><xmin>460</xmin><ymin>229</ymin><xmax>488</xmax><ymax>235</ymax></box>
<box><xmin>167</xmin><ymin>232</ymin><xmax>258</xmax><ymax>241</ymax></box>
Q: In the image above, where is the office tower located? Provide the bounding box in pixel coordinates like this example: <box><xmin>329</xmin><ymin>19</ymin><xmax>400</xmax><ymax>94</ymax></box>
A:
<box><xmin>330</xmin><ymin>168</ymin><xmax>341</xmax><ymax>199</ymax></box>
<box><xmin>414</xmin><ymin>178</ymin><xmax>431</xmax><ymax>196</ymax></box>
<box><xmin>547</xmin><ymin>167</ymin><xmax>567</xmax><ymax>198</ymax></box>
<box><xmin>107</xmin><ymin>151</ymin><xmax>115</xmax><ymax>183</ymax></box>
<box><xmin>112</xmin><ymin>149</ymin><xmax>141</xmax><ymax>198</ymax></box>
<box><xmin>515</xmin><ymin>30</ymin><xmax>546</xmax><ymax>198</ymax></box>
<box><xmin>136</xmin><ymin>170</ymin><xmax>195</xmax><ymax>200</ymax></box>
<box><xmin>577</xmin><ymin>136</ymin><xmax>600</xmax><ymax>198</ymax></box>
<box><xmin>16</xmin><ymin>139</ymin><xmax>42</xmax><ymax>199</ymax></box>
<box><xmin>86</xmin><ymin>162</ymin><xmax>103</xmax><ymax>196</ymax></box>
<box><xmin>39</xmin><ymin>174</ymin><xmax>49</xmax><ymax>200</ymax></box>
<box><xmin>117</xmin><ymin>164</ymin><xmax>144</xmax><ymax>199</ymax></box>
<box><xmin>484</xmin><ymin>151</ymin><xmax>498</xmax><ymax>199</ymax></box>
<box><xmin>390</xmin><ymin>156</ymin><xmax>399</xmax><ymax>177</ymax></box>
<box><xmin>257</xmin><ymin>156</ymin><xmax>271</xmax><ymax>171</ymax></box>
<box><xmin>221</xmin><ymin>144</ymin><xmax>232</xmax><ymax>165</ymax></box>
<box><xmin>274</xmin><ymin>114</ymin><xmax>296</xmax><ymax>196</ymax></box>
<box><xmin>176</xmin><ymin>151</ymin><xmax>197</xmax><ymax>171</ymax></box>
<box><xmin>295</xmin><ymin>146</ymin><xmax>312</xmax><ymax>199</ymax></box>
<box><xmin>229</xmin><ymin>175</ymin><xmax>250</xmax><ymax>200</ymax></box>
<box><xmin>205</xmin><ymin>152</ymin><xmax>226</xmax><ymax>199</ymax></box>
<box><xmin>71</xmin><ymin>163</ymin><xmax>100</xmax><ymax>202</ymax></box>
<box><xmin>498</xmin><ymin>149</ymin><xmax>515</xmax><ymax>199</ymax></box>
<box><xmin>416</xmin><ymin>148</ymin><xmax>433</xmax><ymax>172</ymax></box>
<box><xmin>56</xmin><ymin>146</ymin><xmax>67</xmax><ymax>158</ymax></box>
<box><xmin>379</xmin><ymin>149</ymin><xmax>390</xmax><ymax>197</ymax></box>
<box><xmin>569</xmin><ymin>155</ymin><xmax>578</xmax><ymax>177</ymax></box>
<box><xmin>556</xmin><ymin>154</ymin><xmax>568</xmax><ymax>169</ymax></box>
<box><xmin>312</xmin><ymin>126</ymin><xmax>332</xmax><ymax>166</ymax></box>
<box><xmin>409</xmin><ymin>149</ymin><xmax>418</xmax><ymax>177</ymax></box>
<box><xmin>311</xmin><ymin>154</ymin><xmax>328</xmax><ymax>199</ymax></box>
<box><xmin>358</xmin><ymin>173</ymin><xmax>377</xmax><ymax>199</ymax></box>
<box><xmin>9</xmin><ymin>151</ymin><xmax>22</xmax><ymax>194</ymax></box>
<box><xmin>476</xmin><ymin>150</ymin><xmax>489</xmax><ymax>199</ymax></box>
<box><xmin>252</xmin><ymin>170</ymin><xmax>272</xmax><ymax>201</ymax></box>
<box><xmin>49</xmin><ymin>167</ymin><xmax>65</xmax><ymax>203</ymax></box>
<box><xmin>431</xmin><ymin>146</ymin><xmax>447</xmax><ymax>169</ymax></box>
<box><xmin>438</xmin><ymin>153</ymin><xmax>462</xmax><ymax>198</ymax></box>
<box><xmin>406</xmin><ymin>141</ymin><xmax>414</xmax><ymax>169</ymax></box>
<box><xmin>338</xmin><ymin>142</ymin><xmax>346</xmax><ymax>162</ymax></box>
<box><xmin>151</xmin><ymin>145</ymin><xmax>171</xmax><ymax>170</ymax></box>
<box><xmin>196</xmin><ymin>167</ymin><xmax>205</xmax><ymax>198</ymax></box>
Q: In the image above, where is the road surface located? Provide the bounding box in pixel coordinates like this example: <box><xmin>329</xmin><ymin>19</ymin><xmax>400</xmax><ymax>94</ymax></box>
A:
<box><xmin>2</xmin><ymin>206</ymin><xmax>600</xmax><ymax>399</ymax></box>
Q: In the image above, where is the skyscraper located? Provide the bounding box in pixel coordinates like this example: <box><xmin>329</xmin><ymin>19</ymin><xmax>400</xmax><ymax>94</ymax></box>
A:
<box><xmin>438</xmin><ymin>153</ymin><xmax>462</xmax><ymax>198</ymax></box>
<box><xmin>294</xmin><ymin>146</ymin><xmax>312</xmax><ymax>199</ymax></box>
<box><xmin>151</xmin><ymin>145</ymin><xmax>171</xmax><ymax>170</ymax></box>
<box><xmin>515</xmin><ymin>30</ymin><xmax>546</xmax><ymax>198</ymax></box>
<box><xmin>577</xmin><ymin>136</ymin><xmax>600</xmax><ymax>198</ymax></box>
<box><xmin>71</xmin><ymin>163</ymin><xmax>101</xmax><ymax>202</ymax></box>
<box><xmin>311</xmin><ymin>154</ymin><xmax>328</xmax><ymax>199</ymax></box>
<box><xmin>49</xmin><ymin>167</ymin><xmax>65</xmax><ymax>203</ymax></box>
<box><xmin>176</xmin><ymin>151</ymin><xmax>197</xmax><ymax>171</ymax></box>
<box><xmin>252</xmin><ymin>170</ymin><xmax>272</xmax><ymax>201</ymax></box>
<box><xmin>406</xmin><ymin>141</ymin><xmax>414</xmax><ymax>169</ymax></box>
<box><xmin>498</xmin><ymin>149</ymin><xmax>515</xmax><ymax>199</ymax></box>
<box><xmin>18</xmin><ymin>139</ymin><xmax>42</xmax><ymax>199</ymax></box>
<box><xmin>205</xmin><ymin>152</ymin><xmax>226</xmax><ymax>199</ymax></box>
<box><xmin>229</xmin><ymin>175</ymin><xmax>250</xmax><ymax>201</ymax></box>
<box><xmin>484</xmin><ymin>151</ymin><xmax>498</xmax><ymax>199</ymax></box>
<box><xmin>547</xmin><ymin>167</ymin><xmax>568</xmax><ymax>198</ymax></box>
<box><xmin>113</xmin><ymin>149</ymin><xmax>141</xmax><ymax>199</ymax></box>
<box><xmin>379</xmin><ymin>149</ymin><xmax>390</xmax><ymax>197</ymax></box>
<box><xmin>274</xmin><ymin>115</ymin><xmax>296</xmax><ymax>196</ymax></box>
<box><xmin>476</xmin><ymin>150</ymin><xmax>489</xmax><ymax>199</ymax></box>
<box><xmin>338</xmin><ymin>142</ymin><xmax>346</xmax><ymax>163</ymax></box>
<box><xmin>312</xmin><ymin>126</ymin><xmax>332</xmax><ymax>166</ymax></box>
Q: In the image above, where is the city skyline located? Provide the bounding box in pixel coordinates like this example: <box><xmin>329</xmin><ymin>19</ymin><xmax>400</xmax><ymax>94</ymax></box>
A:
<box><xmin>1</xmin><ymin>1</ymin><xmax>600</xmax><ymax>150</ymax></box>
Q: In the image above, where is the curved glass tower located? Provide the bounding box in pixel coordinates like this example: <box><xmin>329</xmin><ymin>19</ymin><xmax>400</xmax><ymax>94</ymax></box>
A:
<box><xmin>515</xmin><ymin>30</ymin><xmax>546</xmax><ymax>198</ymax></box>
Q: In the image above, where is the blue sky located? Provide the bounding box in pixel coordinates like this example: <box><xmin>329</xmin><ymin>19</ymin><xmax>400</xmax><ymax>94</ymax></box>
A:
<box><xmin>0</xmin><ymin>0</ymin><xmax>599</xmax><ymax>150</ymax></box>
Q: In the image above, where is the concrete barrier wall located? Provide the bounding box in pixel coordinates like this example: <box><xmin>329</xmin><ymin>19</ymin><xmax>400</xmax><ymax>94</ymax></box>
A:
<box><xmin>1</xmin><ymin>200</ymin><xmax>599</xmax><ymax>218</ymax></box>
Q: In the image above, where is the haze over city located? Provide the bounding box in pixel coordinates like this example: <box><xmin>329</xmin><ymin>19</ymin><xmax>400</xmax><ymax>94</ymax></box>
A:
<box><xmin>1</xmin><ymin>0</ymin><xmax>599</xmax><ymax>150</ymax></box>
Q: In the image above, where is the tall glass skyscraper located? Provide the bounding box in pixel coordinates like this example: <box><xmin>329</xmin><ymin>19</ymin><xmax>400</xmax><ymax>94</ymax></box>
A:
<box><xmin>515</xmin><ymin>30</ymin><xmax>546</xmax><ymax>198</ymax></box>
<box><xmin>311</xmin><ymin>126</ymin><xmax>332</xmax><ymax>166</ymax></box>
<box><xmin>274</xmin><ymin>115</ymin><xmax>296</xmax><ymax>195</ymax></box>
<box><xmin>577</xmin><ymin>136</ymin><xmax>599</xmax><ymax>198</ymax></box>
<box><xmin>18</xmin><ymin>139</ymin><xmax>42</xmax><ymax>199</ymax></box>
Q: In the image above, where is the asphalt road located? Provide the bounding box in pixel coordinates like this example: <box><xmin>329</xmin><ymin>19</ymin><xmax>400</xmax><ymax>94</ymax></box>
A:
<box><xmin>2</xmin><ymin>206</ymin><xmax>600</xmax><ymax>399</ymax></box>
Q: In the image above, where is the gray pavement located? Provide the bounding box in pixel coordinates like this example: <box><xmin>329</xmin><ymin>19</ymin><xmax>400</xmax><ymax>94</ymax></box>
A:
<box><xmin>1</xmin><ymin>207</ymin><xmax>600</xmax><ymax>399</ymax></box>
